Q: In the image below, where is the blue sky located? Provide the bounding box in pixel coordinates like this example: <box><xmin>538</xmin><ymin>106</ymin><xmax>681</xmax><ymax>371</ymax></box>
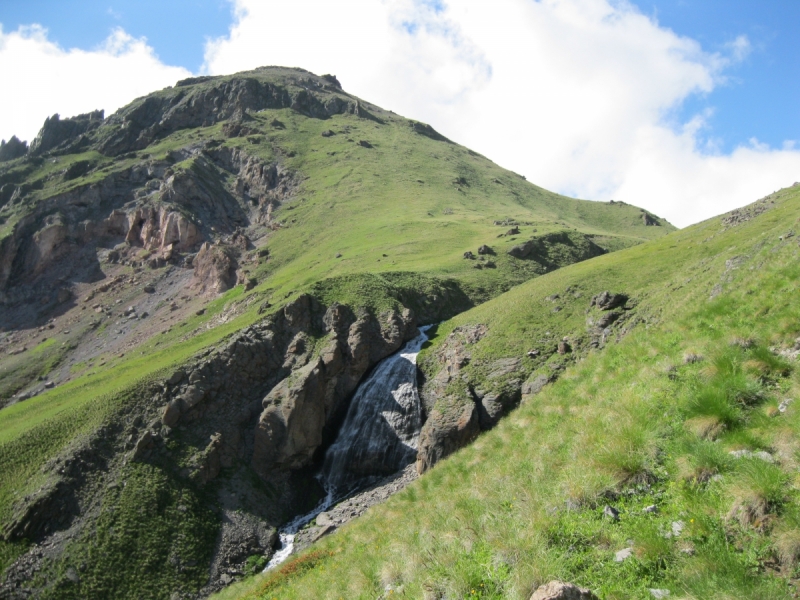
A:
<box><xmin>2</xmin><ymin>0</ymin><xmax>797</xmax><ymax>153</ymax></box>
<box><xmin>0</xmin><ymin>0</ymin><xmax>231</xmax><ymax>71</ymax></box>
<box><xmin>630</xmin><ymin>0</ymin><xmax>800</xmax><ymax>153</ymax></box>
<box><xmin>1</xmin><ymin>0</ymin><xmax>799</xmax><ymax>226</ymax></box>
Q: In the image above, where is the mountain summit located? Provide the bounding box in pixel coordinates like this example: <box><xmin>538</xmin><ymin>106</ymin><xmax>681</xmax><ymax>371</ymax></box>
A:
<box><xmin>0</xmin><ymin>67</ymin><xmax>675</xmax><ymax>598</ymax></box>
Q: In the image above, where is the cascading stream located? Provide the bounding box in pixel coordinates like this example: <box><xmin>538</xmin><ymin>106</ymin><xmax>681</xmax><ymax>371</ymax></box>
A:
<box><xmin>264</xmin><ymin>325</ymin><xmax>431</xmax><ymax>571</ymax></box>
<box><xmin>320</xmin><ymin>324</ymin><xmax>431</xmax><ymax>498</ymax></box>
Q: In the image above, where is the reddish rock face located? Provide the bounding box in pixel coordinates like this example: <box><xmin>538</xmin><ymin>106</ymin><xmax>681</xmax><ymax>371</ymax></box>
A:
<box><xmin>124</xmin><ymin>205</ymin><xmax>201</xmax><ymax>254</ymax></box>
<box><xmin>191</xmin><ymin>243</ymin><xmax>238</xmax><ymax>296</ymax></box>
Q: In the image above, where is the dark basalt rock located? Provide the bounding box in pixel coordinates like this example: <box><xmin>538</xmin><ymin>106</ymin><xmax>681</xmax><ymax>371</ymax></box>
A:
<box><xmin>0</xmin><ymin>136</ymin><xmax>28</xmax><ymax>162</ymax></box>
<box><xmin>29</xmin><ymin>110</ymin><xmax>104</xmax><ymax>156</ymax></box>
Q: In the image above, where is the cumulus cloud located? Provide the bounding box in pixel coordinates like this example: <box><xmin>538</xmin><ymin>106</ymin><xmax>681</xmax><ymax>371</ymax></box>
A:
<box><xmin>1</xmin><ymin>1</ymin><xmax>798</xmax><ymax>227</ymax></box>
<box><xmin>204</xmin><ymin>0</ymin><xmax>800</xmax><ymax>226</ymax></box>
<box><xmin>0</xmin><ymin>25</ymin><xmax>190</xmax><ymax>145</ymax></box>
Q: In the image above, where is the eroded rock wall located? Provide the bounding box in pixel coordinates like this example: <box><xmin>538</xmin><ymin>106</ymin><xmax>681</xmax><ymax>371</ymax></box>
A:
<box><xmin>0</xmin><ymin>145</ymin><xmax>292</xmax><ymax>308</ymax></box>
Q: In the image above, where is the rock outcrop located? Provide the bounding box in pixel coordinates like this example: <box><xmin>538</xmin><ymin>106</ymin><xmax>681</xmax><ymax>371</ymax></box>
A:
<box><xmin>29</xmin><ymin>110</ymin><xmax>104</xmax><ymax>156</ymax></box>
<box><xmin>417</xmin><ymin>288</ymin><xmax>640</xmax><ymax>473</ymax></box>
<box><xmin>508</xmin><ymin>231</ymin><xmax>606</xmax><ymax>269</ymax></box>
<box><xmin>530</xmin><ymin>581</ymin><xmax>599</xmax><ymax>600</ymax></box>
<box><xmin>253</xmin><ymin>301</ymin><xmax>417</xmax><ymax>475</ymax></box>
<box><xmin>409</xmin><ymin>120</ymin><xmax>451</xmax><ymax>143</ymax></box>
<box><xmin>591</xmin><ymin>290</ymin><xmax>627</xmax><ymax>311</ymax></box>
<box><xmin>0</xmin><ymin>136</ymin><xmax>28</xmax><ymax>162</ymax></box>
<box><xmin>416</xmin><ymin>400</ymin><xmax>480</xmax><ymax>473</ymax></box>
<box><xmin>0</xmin><ymin>144</ymin><xmax>292</xmax><ymax>307</ymax></box>
<box><xmin>192</xmin><ymin>243</ymin><xmax>239</xmax><ymax>296</ymax></box>
<box><xmin>146</xmin><ymin>294</ymin><xmax>419</xmax><ymax>482</ymax></box>
<box><xmin>417</xmin><ymin>325</ymin><xmax>489</xmax><ymax>473</ymax></box>
<box><xmin>98</xmin><ymin>68</ymin><xmax>371</xmax><ymax>156</ymax></box>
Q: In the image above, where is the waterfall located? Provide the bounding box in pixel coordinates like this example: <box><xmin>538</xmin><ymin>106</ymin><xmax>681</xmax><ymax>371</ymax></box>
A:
<box><xmin>320</xmin><ymin>324</ymin><xmax>431</xmax><ymax>498</ymax></box>
<box><xmin>264</xmin><ymin>325</ymin><xmax>431</xmax><ymax>571</ymax></box>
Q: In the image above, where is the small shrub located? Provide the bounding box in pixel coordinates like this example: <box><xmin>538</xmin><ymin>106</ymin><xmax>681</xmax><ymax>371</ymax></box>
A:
<box><xmin>244</xmin><ymin>553</ymin><xmax>268</xmax><ymax>575</ymax></box>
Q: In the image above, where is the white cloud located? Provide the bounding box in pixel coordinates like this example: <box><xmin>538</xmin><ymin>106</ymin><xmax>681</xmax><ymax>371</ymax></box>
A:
<box><xmin>0</xmin><ymin>2</ymin><xmax>797</xmax><ymax>227</ymax></box>
<box><xmin>726</xmin><ymin>34</ymin><xmax>752</xmax><ymax>63</ymax></box>
<box><xmin>204</xmin><ymin>0</ymin><xmax>800</xmax><ymax>226</ymax></box>
<box><xmin>0</xmin><ymin>25</ymin><xmax>190</xmax><ymax>145</ymax></box>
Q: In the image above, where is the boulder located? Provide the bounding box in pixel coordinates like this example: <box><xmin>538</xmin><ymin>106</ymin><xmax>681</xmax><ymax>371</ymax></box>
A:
<box><xmin>132</xmin><ymin>431</ymin><xmax>156</xmax><ymax>461</ymax></box>
<box><xmin>594</xmin><ymin>311</ymin><xmax>621</xmax><ymax>329</ymax></box>
<box><xmin>508</xmin><ymin>240</ymin><xmax>535</xmax><ymax>259</ymax></box>
<box><xmin>182</xmin><ymin>384</ymin><xmax>207</xmax><ymax>409</ymax></box>
<box><xmin>530</xmin><ymin>581</ymin><xmax>598</xmax><ymax>600</ymax></box>
<box><xmin>477</xmin><ymin>383</ymin><xmax>521</xmax><ymax>430</ymax></box>
<box><xmin>57</xmin><ymin>287</ymin><xmax>72</xmax><ymax>304</ymax></box>
<box><xmin>477</xmin><ymin>244</ymin><xmax>492</xmax><ymax>255</ymax></box>
<box><xmin>591</xmin><ymin>291</ymin><xmax>627</xmax><ymax>311</ymax></box>
<box><xmin>192</xmin><ymin>243</ymin><xmax>238</xmax><ymax>296</ymax></box>
<box><xmin>161</xmin><ymin>399</ymin><xmax>183</xmax><ymax>428</ymax></box>
<box><xmin>614</xmin><ymin>547</ymin><xmax>633</xmax><ymax>562</ymax></box>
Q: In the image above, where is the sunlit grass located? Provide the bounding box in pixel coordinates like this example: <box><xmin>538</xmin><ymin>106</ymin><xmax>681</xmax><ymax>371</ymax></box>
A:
<box><xmin>215</xmin><ymin>187</ymin><xmax>800</xmax><ymax>599</ymax></box>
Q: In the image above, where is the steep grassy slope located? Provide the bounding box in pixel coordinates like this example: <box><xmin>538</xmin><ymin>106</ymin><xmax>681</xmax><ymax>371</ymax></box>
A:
<box><xmin>0</xmin><ymin>68</ymin><xmax>674</xmax><ymax>598</ymax></box>
<box><xmin>218</xmin><ymin>186</ymin><xmax>800</xmax><ymax>599</ymax></box>
<box><xmin>0</xmin><ymin>68</ymin><xmax>670</xmax><ymax>407</ymax></box>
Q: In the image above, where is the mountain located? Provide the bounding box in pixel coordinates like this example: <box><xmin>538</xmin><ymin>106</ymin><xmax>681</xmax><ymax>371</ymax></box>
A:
<box><xmin>0</xmin><ymin>67</ymin><xmax>675</xmax><ymax>599</ymax></box>
<box><xmin>219</xmin><ymin>185</ymin><xmax>800</xmax><ymax>599</ymax></box>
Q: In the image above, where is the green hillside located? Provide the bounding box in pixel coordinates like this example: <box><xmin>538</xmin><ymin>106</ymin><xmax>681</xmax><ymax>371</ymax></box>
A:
<box><xmin>0</xmin><ymin>67</ymin><xmax>676</xmax><ymax>599</ymax></box>
<box><xmin>217</xmin><ymin>186</ymin><xmax>800</xmax><ymax>599</ymax></box>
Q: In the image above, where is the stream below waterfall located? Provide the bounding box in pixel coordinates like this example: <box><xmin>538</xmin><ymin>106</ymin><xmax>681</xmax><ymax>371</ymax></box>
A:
<box><xmin>264</xmin><ymin>325</ymin><xmax>432</xmax><ymax>571</ymax></box>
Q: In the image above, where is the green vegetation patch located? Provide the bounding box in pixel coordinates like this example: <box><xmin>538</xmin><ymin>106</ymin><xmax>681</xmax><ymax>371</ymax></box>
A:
<box><xmin>217</xmin><ymin>188</ymin><xmax>800</xmax><ymax>599</ymax></box>
<box><xmin>34</xmin><ymin>463</ymin><xmax>218</xmax><ymax>599</ymax></box>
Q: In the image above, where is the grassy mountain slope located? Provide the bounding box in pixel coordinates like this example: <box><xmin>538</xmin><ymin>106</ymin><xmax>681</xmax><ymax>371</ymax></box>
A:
<box><xmin>0</xmin><ymin>68</ymin><xmax>670</xmax><ymax>408</ymax></box>
<box><xmin>0</xmin><ymin>68</ymin><xmax>674</xmax><ymax>598</ymax></box>
<box><xmin>218</xmin><ymin>186</ymin><xmax>800</xmax><ymax>599</ymax></box>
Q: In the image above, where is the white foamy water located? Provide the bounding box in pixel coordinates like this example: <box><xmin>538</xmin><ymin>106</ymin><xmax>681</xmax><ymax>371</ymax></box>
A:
<box><xmin>264</xmin><ymin>326</ymin><xmax>431</xmax><ymax>571</ymax></box>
